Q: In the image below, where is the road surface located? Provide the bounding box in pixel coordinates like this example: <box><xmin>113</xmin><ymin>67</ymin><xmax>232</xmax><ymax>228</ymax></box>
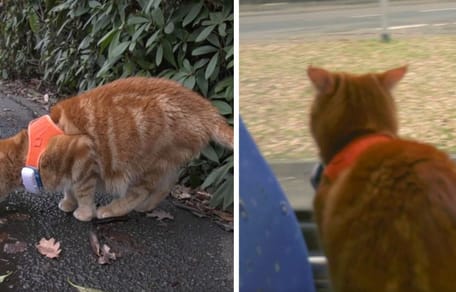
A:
<box><xmin>241</xmin><ymin>0</ymin><xmax>456</xmax><ymax>40</ymax></box>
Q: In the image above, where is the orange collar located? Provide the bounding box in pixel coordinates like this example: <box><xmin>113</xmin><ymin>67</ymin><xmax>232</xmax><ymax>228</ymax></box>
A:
<box><xmin>323</xmin><ymin>134</ymin><xmax>392</xmax><ymax>182</ymax></box>
<box><xmin>25</xmin><ymin>115</ymin><xmax>64</xmax><ymax>168</ymax></box>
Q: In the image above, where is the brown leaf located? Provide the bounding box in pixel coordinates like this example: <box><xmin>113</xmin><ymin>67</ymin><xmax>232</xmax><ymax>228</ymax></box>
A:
<box><xmin>4</xmin><ymin>241</ymin><xmax>27</xmax><ymax>254</ymax></box>
<box><xmin>0</xmin><ymin>232</ymin><xmax>8</xmax><ymax>243</ymax></box>
<box><xmin>36</xmin><ymin>237</ymin><xmax>61</xmax><ymax>258</ymax></box>
<box><xmin>195</xmin><ymin>191</ymin><xmax>211</xmax><ymax>200</ymax></box>
<box><xmin>89</xmin><ymin>231</ymin><xmax>100</xmax><ymax>257</ymax></box>
<box><xmin>97</xmin><ymin>244</ymin><xmax>116</xmax><ymax>265</ymax></box>
<box><xmin>7</xmin><ymin>213</ymin><xmax>30</xmax><ymax>221</ymax></box>
<box><xmin>146</xmin><ymin>209</ymin><xmax>174</xmax><ymax>221</ymax></box>
<box><xmin>171</xmin><ymin>186</ymin><xmax>192</xmax><ymax>200</ymax></box>
<box><xmin>213</xmin><ymin>210</ymin><xmax>233</xmax><ymax>222</ymax></box>
<box><xmin>0</xmin><ymin>218</ymin><xmax>8</xmax><ymax>225</ymax></box>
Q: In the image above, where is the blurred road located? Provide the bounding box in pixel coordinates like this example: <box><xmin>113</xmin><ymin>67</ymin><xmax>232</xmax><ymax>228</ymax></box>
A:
<box><xmin>241</xmin><ymin>0</ymin><xmax>456</xmax><ymax>40</ymax></box>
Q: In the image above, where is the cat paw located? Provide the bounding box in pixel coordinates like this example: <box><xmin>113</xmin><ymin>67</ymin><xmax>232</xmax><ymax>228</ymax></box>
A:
<box><xmin>134</xmin><ymin>204</ymin><xmax>153</xmax><ymax>213</ymax></box>
<box><xmin>96</xmin><ymin>207</ymin><xmax>115</xmax><ymax>219</ymax></box>
<box><xmin>58</xmin><ymin>198</ymin><xmax>77</xmax><ymax>213</ymax></box>
<box><xmin>73</xmin><ymin>206</ymin><xmax>95</xmax><ymax>222</ymax></box>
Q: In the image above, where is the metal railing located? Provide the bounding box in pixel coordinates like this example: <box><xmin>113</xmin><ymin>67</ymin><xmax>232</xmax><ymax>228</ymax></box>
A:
<box><xmin>295</xmin><ymin>210</ymin><xmax>331</xmax><ymax>291</ymax></box>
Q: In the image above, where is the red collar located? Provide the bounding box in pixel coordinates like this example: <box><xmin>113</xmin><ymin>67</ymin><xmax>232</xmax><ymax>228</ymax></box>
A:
<box><xmin>323</xmin><ymin>134</ymin><xmax>392</xmax><ymax>182</ymax></box>
<box><xmin>25</xmin><ymin>115</ymin><xmax>64</xmax><ymax>168</ymax></box>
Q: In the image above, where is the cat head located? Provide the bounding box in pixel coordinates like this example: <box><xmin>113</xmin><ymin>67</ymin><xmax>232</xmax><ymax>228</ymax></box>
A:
<box><xmin>308</xmin><ymin>65</ymin><xmax>407</xmax><ymax>163</ymax></box>
<box><xmin>0</xmin><ymin>131</ymin><xmax>27</xmax><ymax>202</ymax></box>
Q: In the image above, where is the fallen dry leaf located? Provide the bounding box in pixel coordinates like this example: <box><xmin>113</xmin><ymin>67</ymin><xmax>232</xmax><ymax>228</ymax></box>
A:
<box><xmin>171</xmin><ymin>186</ymin><xmax>192</xmax><ymax>200</ymax></box>
<box><xmin>67</xmin><ymin>279</ymin><xmax>104</xmax><ymax>292</ymax></box>
<box><xmin>3</xmin><ymin>241</ymin><xmax>27</xmax><ymax>254</ymax></box>
<box><xmin>89</xmin><ymin>231</ymin><xmax>101</xmax><ymax>257</ymax></box>
<box><xmin>36</xmin><ymin>237</ymin><xmax>61</xmax><ymax>259</ymax></box>
<box><xmin>0</xmin><ymin>232</ymin><xmax>8</xmax><ymax>243</ymax></box>
<box><xmin>7</xmin><ymin>213</ymin><xmax>30</xmax><ymax>221</ymax></box>
<box><xmin>97</xmin><ymin>244</ymin><xmax>116</xmax><ymax>265</ymax></box>
<box><xmin>146</xmin><ymin>208</ymin><xmax>174</xmax><ymax>221</ymax></box>
<box><xmin>213</xmin><ymin>210</ymin><xmax>233</xmax><ymax>222</ymax></box>
<box><xmin>0</xmin><ymin>218</ymin><xmax>7</xmax><ymax>224</ymax></box>
<box><xmin>0</xmin><ymin>271</ymin><xmax>13</xmax><ymax>283</ymax></box>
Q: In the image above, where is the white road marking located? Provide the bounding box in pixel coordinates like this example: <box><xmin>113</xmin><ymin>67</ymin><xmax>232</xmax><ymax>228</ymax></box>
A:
<box><xmin>388</xmin><ymin>24</ymin><xmax>428</xmax><ymax>30</ymax></box>
<box><xmin>432</xmin><ymin>23</ymin><xmax>450</xmax><ymax>26</ymax></box>
<box><xmin>263</xmin><ymin>2</ymin><xmax>288</xmax><ymax>6</ymax></box>
<box><xmin>420</xmin><ymin>8</ymin><xmax>456</xmax><ymax>13</ymax></box>
<box><xmin>351</xmin><ymin>14</ymin><xmax>381</xmax><ymax>18</ymax></box>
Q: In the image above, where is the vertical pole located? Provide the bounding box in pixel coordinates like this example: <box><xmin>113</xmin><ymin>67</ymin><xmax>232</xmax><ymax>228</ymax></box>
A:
<box><xmin>380</xmin><ymin>0</ymin><xmax>391</xmax><ymax>42</ymax></box>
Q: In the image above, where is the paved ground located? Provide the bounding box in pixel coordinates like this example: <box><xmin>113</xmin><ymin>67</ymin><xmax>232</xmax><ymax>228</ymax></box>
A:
<box><xmin>0</xmin><ymin>91</ymin><xmax>233</xmax><ymax>291</ymax></box>
<box><xmin>241</xmin><ymin>0</ymin><xmax>456</xmax><ymax>40</ymax></box>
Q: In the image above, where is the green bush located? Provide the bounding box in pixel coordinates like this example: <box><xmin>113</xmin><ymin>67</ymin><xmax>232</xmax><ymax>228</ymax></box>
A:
<box><xmin>0</xmin><ymin>0</ymin><xmax>233</xmax><ymax>210</ymax></box>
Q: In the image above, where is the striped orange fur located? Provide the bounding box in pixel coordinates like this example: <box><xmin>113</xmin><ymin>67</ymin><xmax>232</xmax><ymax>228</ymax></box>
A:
<box><xmin>0</xmin><ymin>77</ymin><xmax>233</xmax><ymax>221</ymax></box>
<box><xmin>308</xmin><ymin>66</ymin><xmax>456</xmax><ymax>292</ymax></box>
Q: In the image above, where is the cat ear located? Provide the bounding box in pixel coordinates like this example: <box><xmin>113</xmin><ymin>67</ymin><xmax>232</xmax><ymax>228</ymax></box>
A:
<box><xmin>379</xmin><ymin>65</ymin><xmax>407</xmax><ymax>90</ymax></box>
<box><xmin>307</xmin><ymin>66</ymin><xmax>334</xmax><ymax>94</ymax></box>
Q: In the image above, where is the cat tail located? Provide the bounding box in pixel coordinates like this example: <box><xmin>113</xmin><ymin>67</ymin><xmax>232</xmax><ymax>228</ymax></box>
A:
<box><xmin>211</xmin><ymin>117</ymin><xmax>233</xmax><ymax>150</ymax></box>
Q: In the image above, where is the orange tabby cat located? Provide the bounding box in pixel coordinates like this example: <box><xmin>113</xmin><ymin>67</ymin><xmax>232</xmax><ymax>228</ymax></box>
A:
<box><xmin>0</xmin><ymin>77</ymin><xmax>233</xmax><ymax>221</ymax></box>
<box><xmin>308</xmin><ymin>66</ymin><xmax>456</xmax><ymax>292</ymax></box>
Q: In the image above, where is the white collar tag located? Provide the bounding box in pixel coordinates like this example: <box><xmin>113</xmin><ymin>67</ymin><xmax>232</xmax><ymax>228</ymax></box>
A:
<box><xmin>21</xmin><ymin>167</ymin><xmax>43</xmax><ymax>194</ymax></box>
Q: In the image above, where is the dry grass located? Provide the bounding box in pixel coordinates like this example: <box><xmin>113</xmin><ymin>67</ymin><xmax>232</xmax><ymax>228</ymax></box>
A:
<box><xmin>240</xmin><ymin>36</ymin><xmax>456</xmax><ymax>161</ymax></box>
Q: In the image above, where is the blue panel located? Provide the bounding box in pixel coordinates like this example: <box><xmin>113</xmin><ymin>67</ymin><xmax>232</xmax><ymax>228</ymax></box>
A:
<box><xmin>239</xmin><ymin>118</ymin><xmax>315</xmax><ymax>292</ymax></box>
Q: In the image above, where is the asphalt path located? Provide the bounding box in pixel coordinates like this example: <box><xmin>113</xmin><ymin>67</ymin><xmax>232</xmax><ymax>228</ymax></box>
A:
<box><xmin>241</xmin><ymin>0</ymin><xmax>456</xmax><ymax>40</ymax></box>
<box><xmin>0</xmin><ymin>91</ymin><xmax>233</xmax><ymax>291</ymax></box>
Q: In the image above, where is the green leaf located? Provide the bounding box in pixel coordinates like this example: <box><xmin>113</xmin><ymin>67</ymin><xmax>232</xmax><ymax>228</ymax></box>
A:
<box><xmin>210</xmin><ymin>174</ymin><xmax>233</xmax><ymax>210</ymax></box>
<box><xmin>205</xmin><ymin>52</ymin><xmax>219</xmax><ymax>79</ymax></box>
<box><xmin>183</xmin><ymin>59</ymin><xmax>192</xmax><ymax>71</ymax></box>
<box><xmin>218</xmin><ymin>23</ymin><xmax>226</xmax><ymax>37</ymax></box>
<box><xmin>196</xmin><ymin>70</ymin><xmax>209</xmax><ymax>96</ymax></box>
<box><xmin>225</xmin><ymin>46</ymin><xmax>233</xmax><ymax>59</ymax></box>
<box><xmin>161</xmin><ymin>39</ymin><xmax>176</xmax><ymax>67</ymax></box>
<box><xmin>97</xmin><ymin>29</ymin><xmax>117</xmax><ymax>53</ymax></box>
<box><xmin>164</xmin><ymin>22</ymin><xmax>174</xmax><ymax>34</ymax></box>
<box><xmin>96</xmin><ymin>56</ymin><xmax>121</xmax><ymax>77</ymax></box>
<box><xmin>50</xmin><ymin>2</ymin><xmax>70</xmax><ymax>13</ymax></box>
<box><xmin>221</xmin><ymin>175</ymin><xmax>234</xmax><ymax>210</ymax></box>
<box><xmin>28</xmin><ymin>9</ymin><xmax>40</xmax><ymax>34</ymax></box>
<box><xmin>196</xmin><ymin>25</ymin><xmax>215</xmax><ymax>42</ymax></box>
<box><xmin>145</xmin><ymin>30</ymin><xmax>161</xmax><ymax>48</ymax></box>
<box><xmin>201</xmin><ymin>144</ymin><xmax>219</xmax><ymax>163</ymax></box>
<box><xmin>209</xmin><ymin>12</ymin><xmax>224</xmax><ymax>25</ymax></box>
<box><xmin>152</xmin><ymin>8</ymin><xmax>164</xmax><ymax>27</ymax></box>
<box><xmin>78</xmin><ymin>36</ymin><xmax>93</xmax><ymax>50</ymax></box>
<box><xmin>183</xmin><ymin>2</ymin><xmax>203</xmax><ymax>27</ymax></box>
<box><xmin>183</xmin><ymin>75</ymin><xmax>196</xmax><ymax>89</ymax></box>
<box><xmin>194</xmin><ymin>59</ymin><xmax>208</xmax><ymax>70</ymax></box>
<box><xmin>212</xmin><ymin>100</ymin><xmax>232</xmax><ymax>115</ymax></box>
<box><xmin>127</xmin><ymin>16</ymin><xmax>149</xmax><ymax>25</ymax></box>
<box><xmin>0</xmin><ymin>271</ymin><xmax>13</xmax><ymax>283</ymax></box>
<box><xmin>132</xmin><ymin>24</ymin><xmax>147</xmax><ymax>42</ymax></box>
<box><xmin>71</xmin><ymin>6</ymin><xmax>89</xmax><ymax>17</ymax></box>
<box><xmin>201</xmin><ymin>165</ymin><xmax>227</xmax><ymax>190</ymax></box>
<box><xmin>215</xmin><ymin>77</ymin><xmax>233</xmax><ymax>93</ymax></box>
<box><xmin>192</xmin><ymin>45</ymin><xmax>217</xmax><ymax>56</ymax></box>
<box><xmin>88</xmin><ymin>1</ymin><xmax>101</xmax><ymax>8</ymax></box>
<box><xmin>207</xmin><ymin>34</ymin><xmax>220</xmax><ymax>47</ymax></box>
<box><xmin>67</xmin><ymin>279</ymin><xmax>104</xmax><ymax>292</ymax></box>
<box><xmin>156</xmin><ymin>45</ymin><xmax>163</xmax><ymax>66</ymax></box>
<box><xmin>109</xmin><ymin>41</ymin><xmax>130</xmax><ymax>60</ymax></box>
